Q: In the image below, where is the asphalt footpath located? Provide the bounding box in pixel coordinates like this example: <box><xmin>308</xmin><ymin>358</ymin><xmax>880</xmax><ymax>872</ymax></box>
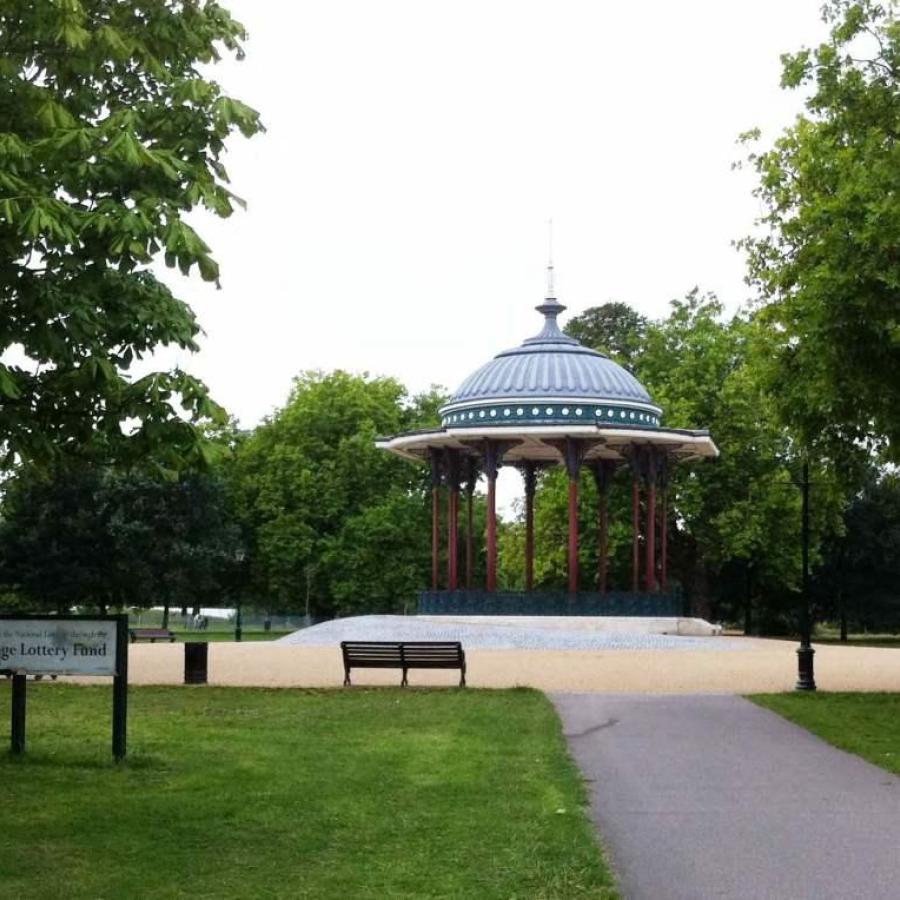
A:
<box><xmin>551</xmin><ymin>694</ymin><xmax>900</xmax><ymax>900</ymax></box>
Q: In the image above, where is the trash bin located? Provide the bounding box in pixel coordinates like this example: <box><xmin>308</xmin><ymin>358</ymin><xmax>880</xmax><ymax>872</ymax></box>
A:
<box><xmin>184</xmin><ymin>642</ymin><xmax>208</xmax><ymax>685</ymax></box>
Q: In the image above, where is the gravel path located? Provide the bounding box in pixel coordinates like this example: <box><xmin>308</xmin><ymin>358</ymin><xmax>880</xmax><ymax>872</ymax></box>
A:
<box><xmin>553</xmin><ymin>694</ymin><xmax>900</xmax><ymax>899</ymax></box>
<box><xmin>82</xmin><ymin>625</ymin><xmax>900</xmax><ymax>693</ymax></box>
<box><xmin>277</xmin><ymin>615</ymin><xmax>744</xmax><ymax>651</ymax></box>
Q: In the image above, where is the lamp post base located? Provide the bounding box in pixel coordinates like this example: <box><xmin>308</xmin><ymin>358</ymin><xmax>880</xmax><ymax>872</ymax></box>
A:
<box><xmin>795</xmin><ymin>645</ymin><xmax>816</xmax><ymax>691</ymax></box>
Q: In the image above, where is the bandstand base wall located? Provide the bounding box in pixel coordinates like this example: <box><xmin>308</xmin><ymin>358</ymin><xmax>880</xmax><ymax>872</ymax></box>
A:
<box><xmin>418</xmin><ymin>590</ymin><xmax>683</xmax><ymax>617</ymax></box>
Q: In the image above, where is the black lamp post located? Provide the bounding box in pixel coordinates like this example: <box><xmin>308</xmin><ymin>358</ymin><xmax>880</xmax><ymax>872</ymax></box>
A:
<box><xmin>795</xmin><ymin>460</ymin><xmax>816</xmax><ymax>691</ymax></box>
<box><xmin>234</xmin><ymin>549</ymin><xmax>245</xmax><ymax>643</ymax></box>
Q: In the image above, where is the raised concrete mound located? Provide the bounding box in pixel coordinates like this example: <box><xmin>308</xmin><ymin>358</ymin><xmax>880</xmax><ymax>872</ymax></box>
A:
<box><xmin>278</xmin><ymin>614</ymin><xmax>734</xmax><ymax>652</ymax></box>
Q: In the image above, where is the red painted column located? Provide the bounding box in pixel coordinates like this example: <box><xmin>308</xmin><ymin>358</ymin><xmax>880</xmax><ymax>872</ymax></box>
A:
<box><xmin>446</xmin><ymin>451</ymin><xmax>460</xmax><ymax>591</ymax></box>
<box><xmin>568</xmin><ymin>476</ymin><xmax>579</xmax><ymax>594</ymax></box>
<box><xmin>591</xmin><ymin>461</ymin><xmax>615</xmax><ymax>594</ymax></box>
<box><xmin>465</xmin><ymin>486</ymin><xmax>474</xmax><ymax>590</ymax></box>
<box><xmin>486</xmin><ymin>474</ymin><xmax>497</xmax><ymax>591</ymax></box>
<box><xmin>644</xmin><ymin>449</ymin><xmax>656</xmax><ymax>594</ymax></box>
<box><xmin>483</xmin><ymin>441</ymin><xmax>501</xmax><ymax>592</ymax></box>
<box><xmin>598</xmin><ymin>485</ymin><xmax>609</xmax><ymax>594</ymax></box>
<box><xmin>562</xmin><ymin>438</ymin><xmax>584</xmax><ymax>596</ymax></box>
<box><xmin>660</xmin><ymin>487</ymin><xmax>668</xmax><ymax>592</ymax></box>
<box><xmin>464</xmin><ymin>457</ymin><xmax>477</xmax><ymax>591</ymax></box>
<box><xmin>447</xmin><ymin>488</ymin><xmax>459</xmax><ymax>589</ymax></box>
<box><xmin>522</xmin><ymin>463</ymin><xmax>537</xmax><ymax>592</ymax></box>
<box><xmin>430</xmin><ymin>451</ymin><xmax>441</xmax><ymax>591</ymax></box>
<box><xmin>631</xmin><ymin>471</ymin><xmax>640</xmax><ymax>592</ymax></box>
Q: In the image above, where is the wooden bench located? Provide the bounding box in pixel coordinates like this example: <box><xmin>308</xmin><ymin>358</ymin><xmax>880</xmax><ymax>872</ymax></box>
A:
<box><xmin>129</xmin><ymin>627</ymin><xmax>176</xmax><ymax>644</ymax></box>
<box><xmin>341</xmin><ymin>641</ymin><xmax>466</xmax><ymax>687</ymax></box>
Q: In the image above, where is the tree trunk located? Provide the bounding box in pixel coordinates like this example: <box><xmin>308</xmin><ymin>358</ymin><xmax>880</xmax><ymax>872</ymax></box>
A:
<box><xmin>839</xmin><ymin>589</ymin><xmax>847</xmax><ymax>641</ymax></box>
<box><xmin>162</xmin><ymin>602</ymin><xmax>170</xmax><ymax>630</ymax></box>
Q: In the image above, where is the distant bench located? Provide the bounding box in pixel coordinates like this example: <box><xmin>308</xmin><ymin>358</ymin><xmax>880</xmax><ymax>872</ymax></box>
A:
<box><xmin>129</xmin><ymin>627</ymin><xmax>176</xmax><ymax>644</ymax></box>
<box><xmin>341</xmin><ymin>641</ymin><xmax>466</xmax><ymax>687</ymax></box>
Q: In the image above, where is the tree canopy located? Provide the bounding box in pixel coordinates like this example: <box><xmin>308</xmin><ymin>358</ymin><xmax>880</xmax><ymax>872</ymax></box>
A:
<box><xmin>0</xmin><ymin>468</ymin><xmax>241</xmax><ymax>617</ymax></box>
<box><xmin>564</xmin><ymin>302</ymin><xmax>648</xmax><ymax>369</ymax></box>
<box><xmin>228</xmin><ymin>372</ymin><xmax>443</xmax><ymax>616</ymax></box>
<box><xmin>815</xmin><ymin>471</ymin><xmax>900</xmax><ymax>633</ymax></box>
<box><xmin>741</xmin><ymin>0</ymin><xmax>900</xmax><ymax>459</ymax></box>
<box><xmin>0</xmin><ymin>0</ymin><xmax>261</xmax><ymax>473</ymax></box>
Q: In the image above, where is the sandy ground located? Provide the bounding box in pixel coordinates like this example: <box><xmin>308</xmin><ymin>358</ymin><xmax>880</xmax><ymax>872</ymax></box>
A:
<box><xmin>73</xmin><ymin>638</ymin><xmax>900</xmax><ymax>693</ymax></box>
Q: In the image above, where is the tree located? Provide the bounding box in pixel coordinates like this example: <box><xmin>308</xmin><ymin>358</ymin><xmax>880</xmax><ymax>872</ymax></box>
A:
<box><xmin>229</xmin><ymin>372</ymin><xmax>442</xmax><ymax>615</ymax></box>
<box><xmin>0</xmin><ymin>469</ymin><xmax>115</xmax><ymax>613</ymax></box>
<box><xmin>324</xmin><ymin>491</ymin><xmax>432</xmax><ymax>615</ymax></box>
<box><xmin>109</xmin><ymin>473</ymin><xmax>243</xmax><ymax>625</ymax></box>
<box><xmin>564</xmin><ymin>302</ymin><xmax>648</xmax><ymax>369</ymax></box>
<box><xmin>741</xmin><ymin>0</ymin><xmax>900</xmax><ymax>459</ymax></box>
<box><xmin>0</xmin><ymin>468</ymin><xmax>242</xmax><ymax>618</ymax></box>
<box><xmin>639</xmin><ymin>291</ymin><xmax>846</xmax><ymax>625</ymax></box>
<box><xmin>815</xmin><ymin>471</ymin><xmax>900</xmax><ymax>636</ymax></box>
<box><xmin>0</xmin><ymin>1</ymin><xmax>262</xmax><ymax>472</ymax></box>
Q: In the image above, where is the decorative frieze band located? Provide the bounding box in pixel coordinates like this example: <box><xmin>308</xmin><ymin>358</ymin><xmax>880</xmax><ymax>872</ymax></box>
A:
<box><xmin>441</xmin><ymin>402</ymin><xmax>661</xmax><ymax>429</ymax></box>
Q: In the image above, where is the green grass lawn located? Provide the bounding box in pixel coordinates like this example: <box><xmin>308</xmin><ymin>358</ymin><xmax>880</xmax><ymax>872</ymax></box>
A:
<box><xmin>0</xmin><ymin>684</ymin><xmax>616</xmax><ymax>900</ymax></box>
<box><xmin>751</xmin><ymin>692</ymin><xmax>900</xmax><ymax>777</ymax></box>
<box><xmin>812</xmin><ymin>635</ymin><xmax>900</xmax><ymax>649</ymax></box>
<box><xmin>126</xmin><ymin>608</ymin><xmax>300</xmax><ymax>642</ymax></box>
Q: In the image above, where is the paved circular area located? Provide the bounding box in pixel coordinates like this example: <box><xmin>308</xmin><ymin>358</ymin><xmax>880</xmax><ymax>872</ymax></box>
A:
<box><xmin>277</xmin><ymin>615</ymin><xmax>745</xmax><ymax>651</ymax></box>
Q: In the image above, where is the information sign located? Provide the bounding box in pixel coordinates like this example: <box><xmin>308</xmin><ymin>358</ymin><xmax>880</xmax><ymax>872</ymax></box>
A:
<box><xmin>1</xmin><ymin>615</ymin><xmax>128</xmax><ymax>760</ymax></box>
<box><xmin>0</xmin><ymin>618</ymin><xmax>117</xmax><ymax>676</ymax></box>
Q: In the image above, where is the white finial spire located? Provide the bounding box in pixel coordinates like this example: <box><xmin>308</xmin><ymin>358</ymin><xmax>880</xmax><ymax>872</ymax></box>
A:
<box><xmin>534</xmin><ymin>218</ymin><xmax>566</xmax><ymax>326</ymax></box>
<box><xmin>546</xmin><ymin>217</ymin><xmax>556</xmax><ymax>299</ymax></box>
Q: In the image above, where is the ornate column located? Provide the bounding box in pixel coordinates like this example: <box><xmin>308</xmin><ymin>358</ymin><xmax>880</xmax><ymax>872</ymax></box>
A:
<box><xmin>630</xmin><ymin>448</ymin><xmax>643</xmax><ymax>592</ymax></box>
<box><xmin>483</xmin><ymin>440</ymin><xmax>503</xmax><ymax>592</ymax></box>
<box><xmin>563</xmin><ymin>438</ymin><xmax>586</xmax><ymax>595</ymax></box>
<box><xmin>590</xmin><ymin>460</ymin><xmax>617</xmax><ymax>594</ymax></box>
<box><xmin>520</xmin><ymin>462</ymin><xmax>538</xmax><ymax>591</ymax></box>
<box><xmin>464</xmin><ymin>457</ymin><xmax>478</xmax><ymax>590</ymax></box>
<box><xmin>659</xmin><ymin>453</ymin><xmax>669</xmax><ymax>592</ymax></box>
<box><xmin>645</xmin><ymin>448</ymin><xmax>657</xmax><ymax>592</ymax></box>
<box><xmin>429</xmin><ymin>449</ymin><xmax>442</xmax><ymax>591</ymax></box>
<box><xmin>445</xmin><ymin>450</ymin><xmax>461</xmax><ymax>591</ymax></box>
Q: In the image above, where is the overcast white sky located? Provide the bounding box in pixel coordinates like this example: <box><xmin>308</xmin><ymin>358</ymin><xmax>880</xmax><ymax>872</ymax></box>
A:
<box><xmin>151</xmin><ymin>0</ymin><xmax>828</xmax><ymax>428</ymax></box>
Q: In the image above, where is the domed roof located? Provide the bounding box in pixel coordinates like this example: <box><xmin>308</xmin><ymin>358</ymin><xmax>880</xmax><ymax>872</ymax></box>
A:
<box><xmin>439</xmin><ymin>293</ymin><xmax>662</xmax><ymax>429</ymax></box>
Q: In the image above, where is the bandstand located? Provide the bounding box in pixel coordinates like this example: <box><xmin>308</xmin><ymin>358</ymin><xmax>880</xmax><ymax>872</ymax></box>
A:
<box><xmin>376</xmin><ymin>270</ymin><xmax>718</xmax><ymax>616</ymax></box>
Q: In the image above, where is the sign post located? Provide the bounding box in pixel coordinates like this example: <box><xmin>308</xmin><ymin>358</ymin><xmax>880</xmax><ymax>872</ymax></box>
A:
<box><xmin>1</xmin><ymin>615</ymin><xmax>128</xmax><ymax>760</ymax></box>
<box><xmin>11</xmin><ymin>673</ymin><xmax>26</xmax><ymax>754</ymax></box>
<box><xmin>112</xmin><ymin>615</ymin><xmax>128</xmax><ymax>760</ymax></box>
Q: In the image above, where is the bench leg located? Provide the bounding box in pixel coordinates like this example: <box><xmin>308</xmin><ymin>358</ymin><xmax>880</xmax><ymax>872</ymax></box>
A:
<box><xmin>460</xmin><ymin>664</ymin><xmax>466</xmax><ymax>688</ymax></box>
<box><xmin>401</xmin><ymin>668</ymin><xmax>408</xmax><ymax>687</ymax></box>
<box><xmin>343</xmin><ymin>667</ymin><xmax>351</xmax><ymax>687</ymax></box>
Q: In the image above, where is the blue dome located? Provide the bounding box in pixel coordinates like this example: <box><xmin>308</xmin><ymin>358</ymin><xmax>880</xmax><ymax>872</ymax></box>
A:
<box><xmin>439</xmin><ymin>297</ymin><xmax>662</xmax><ymax>429</ymax></box>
